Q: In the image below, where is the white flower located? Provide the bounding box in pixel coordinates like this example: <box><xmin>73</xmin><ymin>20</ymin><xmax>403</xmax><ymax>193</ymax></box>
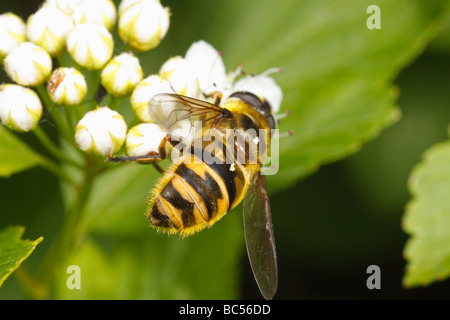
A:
<box><xmin>229</xmin><ymin>70</ymin><xmax>283</xmax><ymax>114</ymax></box>
<box><xmin>43</xmin><ymin>0</ymin><xmax>82</xmax><ymax>15</ymax></box>
<box><xmin>130</xmin><ymin>74</ymin><xmax>173</xmax><ymax>122</ymax></box>
<box><xmin>72</xmin><ymin>0</ymin><xmax>117</xmax><ymax>31</ymax></box>
<box><xmin>66</xmin><ymin>23</ymin><xmax>114</xmax><ymax>70</ymax></box>
<box><xmin>183</xmin><ymin>40</ymin><xmax>284</xmax><ymax>114</ymax></box>
<box><xmin>75</xmin><ymin>107</ymin><xmax>127</xmax><ymax>156</ymax></box>
<box><xmin>184</xmin><ymin>40</ymin><xmax>227</xmax><ymax>95</ymax></box>
<box><xmin>118</xmin><ymin>0</ymin><xmax>170</xmax><ymax>52</ymax></box>
<box><xmin>4</xmin><ymin>42</ymin><xmax>53</xmax><ymax>87</ymax></box>
<box><xmin>125</xmin><ymin>123</ymin><xmax>167</xmax><ymax>157</ymax></box>
<box><xmin>0</xmin><ymin>84</ymin><xmax>43</xmax><ymax>132</ymax></box>
<box><xmin>159</xmin><ymin>56</ymin><xmax>199</xmax><ymax>97</ymax></box>
<box><xmin>26</xmin><ymin>7</ymin><xmax>74</xmax><ymax>57</ymax></box>
<box><xmin>47</xmin><ymin>67</ymin><xmax>87</xmax><ymax>106</ymax></box>
<box><xmin>101</xmin><ymin>52</ymin><xmax>143</xmax><ymax>97</ymax></box>
<box><xmin>0</xmin><ymin>13</ymin><xmax>26</xmax><ymax>60</ymax></box>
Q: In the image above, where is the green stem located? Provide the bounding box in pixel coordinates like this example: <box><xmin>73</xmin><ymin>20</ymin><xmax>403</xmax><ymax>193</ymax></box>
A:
<box><xmin>57</xmin><ymin>53</ymin><xmax>72</xmax><ymax>68</ymax></box>
<box><xmin>14</xmin><ymin>266</ymin><xmax>49</xmax><ymax>300</ymax></box>
<box><xmin>87</xmin><ymin>70</ymin><xmax>101</xmax><ymax>108</ymax></box>
<box><xmin>100</xmin><ymin>93</ymin><xmax>119</xmax><ymax>109</ymax></box>
<box><xmin>39</xmin><ymin>157</ymin><xmax>77</xmax><ymax>187</ymax></box>
<box><xmin>33</xmin><ymin>125</ymin><xmax>83</xmax><ymax>169</ymax></box>
<box><xmin>37</xmin><ymin>157</ymin><xmax>99</xmax><ymax>295</ymax></box>
<box><xmin>36</xmin><ymin>85</ymin><xmax>75</xmax><ymax>146</ymax></box>
<box><xmin>63</xmin><ymin>106</ymin><xmax>78</xmax><ymax>136</ymax></box>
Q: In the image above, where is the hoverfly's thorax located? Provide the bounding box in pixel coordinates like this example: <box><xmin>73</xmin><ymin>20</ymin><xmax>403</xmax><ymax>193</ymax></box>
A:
<box><xmin>228</xmin><ymin>91</ymin><xmax>276</xmax><ymax>131</ymax></box>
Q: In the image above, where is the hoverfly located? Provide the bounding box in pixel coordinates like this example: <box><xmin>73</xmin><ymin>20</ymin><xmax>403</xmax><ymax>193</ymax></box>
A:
<box><xmin>108</xmin><ymin>91</ymin><xmax>278</xmax><ymax>300</ymax></box>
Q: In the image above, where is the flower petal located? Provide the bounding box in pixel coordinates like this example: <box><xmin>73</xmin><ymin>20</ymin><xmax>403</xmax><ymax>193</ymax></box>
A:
<box><xmin>185</xmin><ymin>40</ymin><xmax>227</xmax><ymax>95</ymax></box>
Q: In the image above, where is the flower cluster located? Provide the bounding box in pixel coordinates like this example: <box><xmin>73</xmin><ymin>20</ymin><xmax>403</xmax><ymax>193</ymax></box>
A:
<box><xmin>0</xmin><ymin>0</ymin><xmax>282</xmax><ymax>159</ymax></box>
<box><xmin>126</xmin><ymin>40</ymin><xmax>283</xmax><ymax>157</ymax></box>
<box><xmin>0</xmin><ymin>0</ymin><xmax>169</xmax><ymax>155</ymax></box>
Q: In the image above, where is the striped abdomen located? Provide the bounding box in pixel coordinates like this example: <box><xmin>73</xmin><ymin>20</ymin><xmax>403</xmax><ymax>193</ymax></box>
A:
<box><xmin>147</xmin><ymin>154</ymin><xmax>251</xmax><ymax>236</ymax></box>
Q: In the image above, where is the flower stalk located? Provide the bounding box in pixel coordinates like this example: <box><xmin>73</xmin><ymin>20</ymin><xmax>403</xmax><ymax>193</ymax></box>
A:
<box><xmin>1</xmin><ymin>0</ymin><xmax>284</xmax><ymax>300</ymax></box>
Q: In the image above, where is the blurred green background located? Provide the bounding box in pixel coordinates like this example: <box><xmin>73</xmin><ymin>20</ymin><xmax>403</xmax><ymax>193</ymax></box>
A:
<box><xmin>1</xmin><ymin>0</ymin><xmax>450</xmax><ymax>299</ymax></box>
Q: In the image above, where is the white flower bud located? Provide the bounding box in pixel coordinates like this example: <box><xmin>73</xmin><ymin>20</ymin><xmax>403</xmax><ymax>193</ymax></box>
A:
<box><xmin>117</xmin><ymin>0</ymin><xmax>140</xmax><ymax>16</ymax></box>
<box><xmin>26</xmin><ymin>7</ymin><xmax>74</xmax><ymax>57</ymax></box>
<box><xmin>159</xmin><ymin>56</ymin><xmax>199</xmax><ymax>97</ymax></box>
<box><xmin>66</xmin><ymin>23</ymin><xmax>114</xmax><ymax>70</ymax></box>
<box><xmin>184</xmin><ymin>40</ymin><xmax>227</xmax><ymax>95</ymax></box>
<box><xmin>47</xmin><ymin>67</ymin><xmax>87</xmax><ymax>106</ymax></box>
<box><xmin>118</xmin><ymin>0</ymin><xmax>170</xmax><ymax>52</ymax></box>
<box><xmin>130</xmin><ymin>74</ymin><xmax>173</xmax><ymax>122</ymax></box>
<box><xmin>43</xmin><ymin>0</ymin><xmax>82</xmax><ymax>15</ymax></box>
<box><xmin>75</xmin><ymin>107</ymin><xmax>127</xmax><ymax>156</ymax></box>
<box><xmin>0</xmin><ymin>84</ymin><xmax>43</xmax><ymax>132</ymax></box>
<box><xmin>72</xmin><ymin>0</ymin><xmax>117</xmax><ymax>32</ymax></box>
<box><xmin>230</xmin><ymin>72</ymin><xmax>283</xmax><ymax>114</ymax></box>
<box><xmin>4</xmin><ymin>42</ymin><xmax>53</xmax><ymax>87</ymax></box>
<box><xmin>101</xmin><ymin>52</ymin><xmax>143</xmax><ymax>98</ymax></box>
<box><xmin>125</xmin><ymin>123</ymin><xmax>167</xmax><ymax>157</ymax></box>
<box><xmin>0</xmin><ymin>13</ymin><xmax>27</xmax><ymax>60</ymax></box>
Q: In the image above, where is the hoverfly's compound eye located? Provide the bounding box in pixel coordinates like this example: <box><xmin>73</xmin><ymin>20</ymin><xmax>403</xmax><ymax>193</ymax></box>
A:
<box><xmin>265</xmin><ymin>114</ymin><xmax>276</xmax><ymax>130</ymax></box>
<box><xmin>230</xmin><ymin>91</ymin><xmax>272</xmax><ymax>116</ymax></box>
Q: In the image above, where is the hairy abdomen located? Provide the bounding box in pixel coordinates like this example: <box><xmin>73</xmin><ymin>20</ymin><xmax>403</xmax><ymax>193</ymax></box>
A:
<box><xmin>147</xmin><ymin>155</ymin><xmax>250</xmax><ymax>236</ymax></box>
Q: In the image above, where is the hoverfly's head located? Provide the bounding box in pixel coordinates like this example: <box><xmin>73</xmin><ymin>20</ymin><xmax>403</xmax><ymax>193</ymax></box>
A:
<box><xmin>229</xmin><ymin>91</ymin><xmax>276</xmax><ymax>130</ymax></box>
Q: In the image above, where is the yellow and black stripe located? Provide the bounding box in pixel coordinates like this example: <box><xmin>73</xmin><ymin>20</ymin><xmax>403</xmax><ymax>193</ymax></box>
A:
<box><xmin>147</xmin><ymin>92</ymin><xmax>274</xmax><ymax>236</ymax></box>
<box><xmin>147</xmin><ymin>153</ymin><xmax>252</xmax><ymax>236</ymax></box>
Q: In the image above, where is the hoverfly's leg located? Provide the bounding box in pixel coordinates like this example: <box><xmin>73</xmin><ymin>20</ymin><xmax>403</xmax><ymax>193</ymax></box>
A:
<box><xmin>106</xmin><ymin>135</ymin><xmax>172</xmax><ymax>175</ymax></box>
<box><xmin>152</xmin><ymin>163</ymin><xmax>165</xmax><ymax>174</ymax></box>
<box><xmin>203</xmin><ymin>91</ymin><xmax>223</xmax><ymax>106</ymax></box>
<box><xmin>107</xmin><ymin>153</ymin><xmax>166</xmax><ymax>174</ymax></box>
<box><xmin>106</xmin><ymin>153</ymin><xmax>164</xmax><ymax>164</ymax></box>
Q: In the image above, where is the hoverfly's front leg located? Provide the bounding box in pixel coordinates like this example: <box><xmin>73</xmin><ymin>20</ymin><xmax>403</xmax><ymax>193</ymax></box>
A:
<box><xmin>203</xmin><ymin>91</ymin><xmax>223</xmax><ymax>106</ymax></box>
<box><xmin>106</xmin><ymin>135</ymin><xmax>172</xmax><ymax>174</ymax></box>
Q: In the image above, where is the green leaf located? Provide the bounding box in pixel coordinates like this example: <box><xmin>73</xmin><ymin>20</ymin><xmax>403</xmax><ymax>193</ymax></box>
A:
<box><xmin>0</xmin><ymin>126</ymin><xmax>44</xmax><ymax>177</ymax></box>
<box><xmin>55</xmin><ymin>213</ymin><xmax>243</xmax><ymax>299</ymax></box>
<box><xmin>166</xmin><ymin>0</ymin><xmax>448</xmax><ymax>192</ymax></box>
<box><xmin>85</xmin><ymin>0</ymin><xmax>449</xmax><ymax>232</ymax></box>
<box><xmin>65</xmin><ymin>0</ymin><xmax>448</xmax><ymax>299</ymax></box>
<box><xmin>403</xmin><ymin>137</ymin><xmax>450</xmax><ymax>287</ymax></box>
<box><xmin>54</xmin><ymin>159</ymin><xmax>244</xmax><ymax>299</ymax></box>
<box><xmin>0</xmin><ymin>226</ymin><xmax>43</xmax><ymax>287</ymax></box>
<box><xmin>84</xmin><ymin>162</ymin><xmax>161</xmax><ymax>235</ymax></box>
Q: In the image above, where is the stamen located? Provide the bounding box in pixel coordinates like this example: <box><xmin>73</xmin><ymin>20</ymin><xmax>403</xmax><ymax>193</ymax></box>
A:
<box><xmin>261</xmin><ymin>67</ymin><xmax>284</xmax><ymax>77</ymax></box>
<box><xmin>276</xmin><ymin>130</ymin><xmax>293</xmax><ymax>138</ymax></box>
<box><xmin>227</xmin><ymin>63</ymin><xmax>243</xmax><ymax>83</ymax></box>
<box><xmin>274</xmin><ymin>109</ymin><xmax>291</xmax><ymax>120</ymax></box>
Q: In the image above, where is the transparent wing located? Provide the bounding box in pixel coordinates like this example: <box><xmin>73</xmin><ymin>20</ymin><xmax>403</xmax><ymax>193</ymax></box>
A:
<box><xmin>243</xmin><ymin>173</ymin><xmax>278</xmax><ymax>300</ymax></box>
<box><xmin>148</xmin><ymin>93</ymin><xmax>231</xmax><ymax>142</ymax></box>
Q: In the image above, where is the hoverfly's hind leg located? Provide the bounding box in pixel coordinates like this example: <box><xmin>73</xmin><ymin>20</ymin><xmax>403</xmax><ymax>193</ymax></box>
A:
<box><xmin>152</xmin><ymin>162</ymin><xmax>165</xmax><ymax>174</ymax></box>
<box><xmin>106</xmin><ymin>153</ymin><xmax>164</xmax><ymax>164</ymax></box>
<box><xmin>106</xmin><ymin>135</ymin><xmax>171</xmax><ymax>174</ymax></box>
